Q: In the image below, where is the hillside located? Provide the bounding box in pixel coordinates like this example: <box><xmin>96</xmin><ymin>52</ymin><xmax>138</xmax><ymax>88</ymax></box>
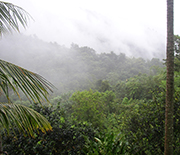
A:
<box><xmin>0</xmin><ymin>34</ymin><xmax>164</xmax><ymax>94</ymax></box>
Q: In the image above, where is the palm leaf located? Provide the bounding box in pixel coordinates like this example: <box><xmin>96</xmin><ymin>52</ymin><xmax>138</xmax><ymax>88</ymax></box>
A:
<box><xmin>0</xmin><ymin>2</ymin><xmax>54</xmax><ymax>145</ymax></box>
<box><xmin>0</xmin><ymin>1</ymin><xmax>31</xmax><ymax>36</ymax></box>
<box><xmin>0</xmin><ymin>102</ymin><xmax>52</xmax><ymax>136</ymax></box>
<box><xmin>0</xmin><ymin>59</ymin><xmax>55</xmax><ymax>103</ymax></box>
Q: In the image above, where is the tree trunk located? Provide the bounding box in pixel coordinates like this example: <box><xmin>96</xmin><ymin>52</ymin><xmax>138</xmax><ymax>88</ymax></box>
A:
<box><xmin>164</xmin><ymin>0</ymin><xmax>174</xmax><ymax>155</ymax></box>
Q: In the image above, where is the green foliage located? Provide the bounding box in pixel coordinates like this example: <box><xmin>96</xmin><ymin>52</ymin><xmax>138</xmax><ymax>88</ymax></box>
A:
<box><xmin>123</xmin><ymin>100</ymin><xmax>165</xmax><ymax>154</ymax></box>
<box><xmin>0</xmin><ymin>54</ymin><xmax>168</xmax><ymax>154</ymax></box>
<box><xmin>115</xmin><ymin>70</ymin><xmax>166</xmax><ymax>101</ymax></box>
<box><xmin>83</xmin><ymin>132</ymin><xmax>130</xmax><ymax>155</ymax></box>
<box><xmin>174</xmin><ymin>71</ymin><xmax>180</xmax><ymax>96</ymax></box>
<box><xmin>95</xmin><ymin>80</ymin><xmax>111</xmax><ymax>92</ymax></box>
<box><xmin>2</xmin><ymin>104</ymin><xmax>96</xmax><ymax>155</ymax></box>
<box><xmin>122</xmin><ymin>97</ymin><xmax>129</xmax><ymax>104</ymax></box>
<box><xmin>120</xmin><ymin>95</ymin><xmax>180</xmax><ymax>154</ymax></box>
<box><xmin>2</xmin><ymin>60</ymin><xmax>180</xmax><ymax>154</ymax></box>
<box><xmin>70</xmin><ymin>90</ymin><xmax>116</xmax><ymax>130</ymax></box>
<box><xmin>70</xmin><ymin>90</ymin><xmax>105</xmax><ymax>130</ymax></box>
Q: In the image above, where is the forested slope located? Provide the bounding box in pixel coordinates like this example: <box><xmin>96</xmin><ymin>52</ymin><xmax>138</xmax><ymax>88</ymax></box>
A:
<box><xmin>2</xmin><ymin>34</ymin><xmax>180</xmax><ymax>154</ymax></box>
<box><xmin>0</xmin><ymin>34</ymin><xmax>164</xmax><ymax>95</ymax></box>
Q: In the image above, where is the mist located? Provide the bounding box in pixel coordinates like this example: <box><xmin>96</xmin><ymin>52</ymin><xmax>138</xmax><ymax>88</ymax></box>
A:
<box><xmin>7</xmin><ymin>0</ymin><xmax>180</xmax><ymax>59</ymax></box>
<box><xmin>0</xmin><ymin>33</ymin><xmax>164</xmax><ymax>96</ymax></box>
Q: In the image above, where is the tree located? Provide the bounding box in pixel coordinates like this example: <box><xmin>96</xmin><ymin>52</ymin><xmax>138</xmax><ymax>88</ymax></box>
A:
<box><xmin>0</xmin><ymin>2</ymin><xmax>54</xmax><ymax>154</ymax></box>
<box><xmin>165</xmin><ymin>0</ymin><xmax>174</xmax><ymax>154</ymax></box>
<box><xmin>70</xmin><ymin>90</ymin><xmax>105</xmax><ymax>129</ymax></box>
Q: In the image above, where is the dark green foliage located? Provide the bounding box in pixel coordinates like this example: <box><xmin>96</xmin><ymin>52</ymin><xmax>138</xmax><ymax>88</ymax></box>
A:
<box><xmin>2</xmin><ymin>65</ymin><xmax>170</xmax><ymax>154</ymax></box>
<box><xmin>123</xmin><ymin>100</ymin><xmax>165</xmax><ymax>154</ymax></box>
<box><xmin>2</xmin><ymin>104</ymin><xmax>96</xmax><ymax>155</ymax></box>
<box><xmin>121</xmin><ymin>95</ymin><xmax>180</xmax><ymax>154</ymax></box>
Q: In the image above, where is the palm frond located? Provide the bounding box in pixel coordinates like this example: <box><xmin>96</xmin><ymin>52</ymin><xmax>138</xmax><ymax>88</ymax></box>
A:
<box><xmin>0</xmin><ymin>102</ymin><xmax>52</xmax><ymax>136</ymax></box>
<box><xmin>0</xmin><ymin>59</ymin><xmax>55</xmax><ymax>103</ymax></box>
<box><xmin>0</xmin><ymin>1</ymin><xmax>31</xmax><ymax>35</ymax></box>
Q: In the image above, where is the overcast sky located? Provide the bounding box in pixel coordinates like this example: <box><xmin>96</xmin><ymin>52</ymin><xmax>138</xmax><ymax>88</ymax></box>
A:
<box><xmin>6</xmin><ymin>0</ymin><xmax>180</xmax><ymax>58</ymax></box>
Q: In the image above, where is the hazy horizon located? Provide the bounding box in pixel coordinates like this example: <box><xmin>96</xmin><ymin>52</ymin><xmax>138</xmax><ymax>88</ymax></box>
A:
<box><xmin>4</xmin><ymin>0</ymin><xmax>179</xmax><ymax>59</ymax></box>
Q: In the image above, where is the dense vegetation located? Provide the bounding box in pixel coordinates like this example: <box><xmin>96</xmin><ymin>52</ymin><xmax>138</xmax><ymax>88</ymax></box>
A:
<box><xmin>1</xmin><ymin>34</ymin><xmax>180</xmax><ymax>154</ymax></box>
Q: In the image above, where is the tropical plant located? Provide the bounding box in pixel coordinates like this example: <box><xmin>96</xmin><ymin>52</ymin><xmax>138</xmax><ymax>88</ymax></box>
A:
<box><xmin>83</xmin><ymin>132</ymin><xmax>130</xmax><ymax>155</ymax></box>
<box><xmin>0</xmin><ymin>2</ymin><xmax>54</xmax><ymax>154</ymax></box>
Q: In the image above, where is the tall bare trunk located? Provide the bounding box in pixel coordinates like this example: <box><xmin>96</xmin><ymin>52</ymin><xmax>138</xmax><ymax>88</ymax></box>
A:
<box><xmin>164</xmin><ymin>0</ymin><xmax>174</xmax><ymax>155</ymax></box>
